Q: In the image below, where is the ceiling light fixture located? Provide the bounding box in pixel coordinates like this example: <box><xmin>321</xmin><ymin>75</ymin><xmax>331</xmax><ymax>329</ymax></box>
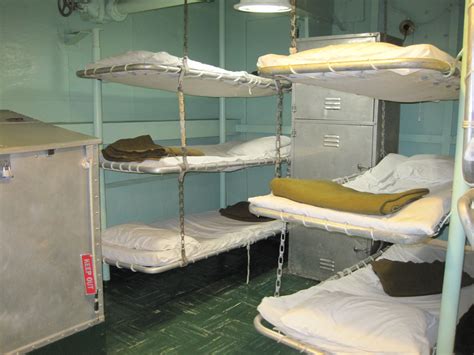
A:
<box><xmin>234</xmin><ymin>0</ymin><xmax>291</xmax><ymax>13</ymax></box>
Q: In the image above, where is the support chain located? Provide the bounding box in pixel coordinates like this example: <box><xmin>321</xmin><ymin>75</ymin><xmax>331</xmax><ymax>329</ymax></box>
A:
<box><xmin>274</xmin><ymin>224</ymin><xmax>287</xmax><ymax>297</ymax></box>
<box><xmin>289</xmin><ymin>0</ymin><xmax>297</xmax><ymax>54</ymax></box>
<box><xmin>380</xmin><ymin>100</ymin><xmax>386</xmax><ymax>159</ymax></box>
<box><xmin>177</xmin><ymin>0</ymin><xmax>189</xmax><ymax>266</ymax></box>
<box><xmin>275</xmin><ymin>80</ymin><xmax>283</xmax><ymax>178</ymax></box>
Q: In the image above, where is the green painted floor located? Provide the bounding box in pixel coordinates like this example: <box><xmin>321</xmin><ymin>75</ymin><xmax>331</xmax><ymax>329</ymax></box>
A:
<box><xmin>33</xmin><ymin>238</ymin><xmax>317</xmax><ymax>354</ymax></box>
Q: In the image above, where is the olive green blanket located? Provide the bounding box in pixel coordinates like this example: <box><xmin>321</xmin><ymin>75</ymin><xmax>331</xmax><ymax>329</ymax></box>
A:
<box><xmin>102</xmin><ymin>135</ymin><xmax>204</xmax><ymax>162</ymax></box>
<box><xmin>271</xmin><ymin>178</ymin><xmax>429</xmax><ymax>216</ymax></box>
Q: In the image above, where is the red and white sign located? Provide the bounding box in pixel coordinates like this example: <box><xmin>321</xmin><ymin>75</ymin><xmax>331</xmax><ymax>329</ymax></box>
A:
<box><xmin>81</xmin><ymin>254</ymin><xmax>97</xmax><ymax>295</ymax></box>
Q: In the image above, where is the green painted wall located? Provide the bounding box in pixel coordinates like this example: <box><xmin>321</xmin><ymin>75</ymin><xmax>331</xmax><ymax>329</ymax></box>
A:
<box><xmin>0</xmin><ymin>0</ymin><xmax>221</xmax><ymax>226</ymax></box>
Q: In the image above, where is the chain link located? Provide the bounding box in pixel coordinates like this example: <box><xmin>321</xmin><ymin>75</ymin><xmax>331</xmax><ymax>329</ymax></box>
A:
<box><xmin>274</xmin><ymin>224</ymin><xmax>287</xmax><ymax>297</ymax></box>
<box><xmin>178</xmin><ymin>171</ymin><xmax>188</xmax><ymax>265</ymax></box>
<box><xmin>176</xmin><ymin>0</ymin><xmax>189</xmax><ymax>266</ymax></box>
<box><xmin>380</xmin><ymin>100</ymin><xmax>386</xmax><ymax>159</ymax></box>
<box><xmin>289</xmin><ymin>0</ymin><xmax>297</xmax><ymax>54</ymax></box>
<box><xmin>275</xmin><ymin>80</ymin><xmax>283</xmax><ymax>178</ymax></box>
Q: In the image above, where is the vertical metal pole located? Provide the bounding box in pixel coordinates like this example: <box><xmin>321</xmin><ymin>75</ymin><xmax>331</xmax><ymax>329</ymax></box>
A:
<box><xmin>436</xmin><ymin>1</ymin><xmax>470</xmax><ymax>352</ymax></box>
<box><xmin>92</xmin><ymin>28</ymin><xmax>110</xmax><ymax>282</ymax></box>
<box><xmin>219</xmin><ymin>0</ymin><xmax>226</xmax><ymax>208</ymax></box>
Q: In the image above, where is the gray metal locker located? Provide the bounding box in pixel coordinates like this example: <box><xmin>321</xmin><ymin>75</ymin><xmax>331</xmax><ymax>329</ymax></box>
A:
<box><xmin>288</xmin><ymin>33</ymin><xmax>401</xmax><ymax>281</ymax></box>
<box><xmin>0</xmin><ymin>110</ymin><xmax>104</xmax><ymax>354</ymax></box>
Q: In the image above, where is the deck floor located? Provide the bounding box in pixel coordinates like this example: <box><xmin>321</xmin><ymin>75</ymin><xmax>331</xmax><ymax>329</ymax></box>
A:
<box><xmin>33</xmin><ymin>238</ymin><xmax>316</xmax><ymax>354</ymax></box>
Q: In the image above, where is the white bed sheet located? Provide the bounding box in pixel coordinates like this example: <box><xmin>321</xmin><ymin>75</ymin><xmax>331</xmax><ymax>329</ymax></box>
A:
<box><xmin>249</xmin><ymin>154</ymin><xmax>453</xmax><ymax>242</ymax></box>
<box><xmin>101</xmin><ymin>137</ymin><xmax>291</xmax><ymax>173</ymax></box>
<box><xmin>102</xmin><ymin>211</ymin><xmax>284</xmax><ymax>267</ymax></box>
<box><xmin>80</xmin><ymin>51</ymin><xmax>282</xmax><ymax>97</ymax></box>
<box><xmin>258</xmin><ymin>242</ymin><xmax>474</xmax><ymax>354</ymax></box>
<box><xmin>257</xmin><ymin>43</ymin><xmax>459</xmax><ymax>102</ymax></box>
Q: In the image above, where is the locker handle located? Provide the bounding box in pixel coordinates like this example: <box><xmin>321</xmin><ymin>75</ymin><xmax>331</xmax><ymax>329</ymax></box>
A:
<box><xmin>353</xmin><ymin>246</ymin><xmax>370</xmax><ymax>253</ymax></box>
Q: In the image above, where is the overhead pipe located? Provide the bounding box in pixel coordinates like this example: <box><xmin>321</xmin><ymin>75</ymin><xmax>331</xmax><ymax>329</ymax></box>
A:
<box><xmin>80</xmin><ymin>0</ymin><xmax>212</xmax><ymax>23</ymax></box>
<box><xmin>436</xmin><ymin>0</ymin><xmax>470</xmax><ymax>352</ymax></box>
<box><xmin>463</xmin><ymin>0</ymin><xmax>474</xmax><ymax>185</ymax></box>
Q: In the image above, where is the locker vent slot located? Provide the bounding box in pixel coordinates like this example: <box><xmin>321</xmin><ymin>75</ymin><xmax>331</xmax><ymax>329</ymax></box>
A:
<box><xmin>324</xmin><ymin>97</ymin><xmax>341</xmax><ymax>110</ymax></box>
<box><xmin>323</xmin><ymin>135</ymin><xmax>340</xmax><ymax>148</ymax></box>
<box><xmin>319</xmin><ymin>258</ymin><xmax>335</xmax><ymax>272</ymax></box>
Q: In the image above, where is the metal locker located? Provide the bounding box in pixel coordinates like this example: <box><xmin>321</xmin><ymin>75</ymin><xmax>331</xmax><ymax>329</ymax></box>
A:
<box><xmin>0</xmin><ymin>110</ymin><xmax>104</xmax><ymax>354</ymax></box>
<box><xmin>288</xmin><ymin>225</ymin><xmax>374</xmax><ymax>281</ymax></box>
<box><xmin>288</xmin><ymin>33</ymin><xmax>401</xmax><ymax>280</ymax></box>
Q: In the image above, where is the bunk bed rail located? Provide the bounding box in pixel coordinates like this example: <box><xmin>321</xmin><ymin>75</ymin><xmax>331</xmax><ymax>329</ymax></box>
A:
<box><xmin>259</xmin><ymin>57</ymin><xmax>455</xmax><ymax>76</ymax></box>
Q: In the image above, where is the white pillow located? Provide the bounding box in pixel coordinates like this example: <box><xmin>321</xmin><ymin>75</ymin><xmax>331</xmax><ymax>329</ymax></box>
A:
<box><xmin>103</xmin><ymin>223</ymin><xmax>200</xmax><ymax>252</ymax></box>
<box><xmin>394</xmin><ymin>156</ymin><xmax>454</xmax><ymax>184</ymax></box>
<box><xmin>280</xmin><ymin>291</ymin><xmax>433</xmax><ymax>354</ymax></box>
<box><xmin>227</xmin><ymin>136</ymin><xmax>290</xmax><ymax>156</ymax></box>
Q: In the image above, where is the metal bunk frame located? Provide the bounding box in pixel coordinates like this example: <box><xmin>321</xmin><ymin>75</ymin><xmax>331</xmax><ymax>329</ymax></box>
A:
<box><xmin>249</xmin><ymin>204</ymin><xmax>450</xmax><ymax>244</ymax></box>
<box><xmin>259</xmin><ymin>57</ymin><xmax>456</xmax><ymax>77</ymax></box>
<box><xmin>102</xmin><ymin>227</ymin><xmax>281</xmax><ymax>274</ymax></box>
<box><xmin>252</xmin><ymin>1</ymin><xmax>473</xmax><ymax>354</ymax></box>
<box><xmin>100</xmin><ymin>154</ymin><xmax>290</xmax><ymax>174</ymax></box>
<box><xmin>77</xmin><ymin>61</ymin><xmax>291</xmax><ymax>98</ymax></box>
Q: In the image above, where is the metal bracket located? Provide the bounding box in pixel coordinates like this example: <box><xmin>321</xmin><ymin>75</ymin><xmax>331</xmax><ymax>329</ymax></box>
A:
<box><xmin>0</xmin><ymin>155</ymin><xmax>13</xmax><ymax>181</ymax></box>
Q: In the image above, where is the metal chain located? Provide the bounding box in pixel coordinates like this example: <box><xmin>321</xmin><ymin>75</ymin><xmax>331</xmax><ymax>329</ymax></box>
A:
<box><xmin>178</xmin><ymin>171</ymin><xmax>188</xmax><ymax>265</ymax></box>
<box><xmin>177</xmin><ymin>0</ymin><xmax>189</xmax><ymax>266</ymax></box>
<box><xmin>289</xmin><ymin>0</ymin><xmax>297</xmax><ymax>54</ymax></box>
<box><xmin>275</xmin><ymin>80</ymin><xmax>283</xmax><ymax>178</ymax></box>
<box><xmin>380</xmin><ymin>100</ymin><xmax>386</xmax><ymax>159</ymax></box>
<box><xmin>274</xmin><ymin>224</ymin><xmax>287</xmax><ymax>297</ymax></box>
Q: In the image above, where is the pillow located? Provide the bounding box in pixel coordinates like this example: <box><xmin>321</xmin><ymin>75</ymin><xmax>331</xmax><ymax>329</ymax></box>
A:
<box><xmin>393</xmin><ymin>156</ymin><xmax>454</xmax><ymax>184</ymax></box>
<box><xmin>103</xmin><ymin>223</ymin><xmax>200</xmax><ymax>252</ymax></box>
<box><xmin>280</xmin><ymin>291</ymin><xmax>433</xmax><ymax>354</ymax></box>
<box><xmin>371</xmin><ymin>260</ymin><xmax>474</xmax><ymax>297</ymax></box>
<box><xmin>227</xmin><ymin>136</ymin><xmax>290</xmax><ymax>156</ymax></box>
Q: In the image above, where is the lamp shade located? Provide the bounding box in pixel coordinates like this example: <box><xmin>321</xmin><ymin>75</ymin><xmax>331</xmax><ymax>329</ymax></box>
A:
<box><xmin>234</xmin><ymin>0</ymin><xmax>291</xmax><ymax>13</ymax></box>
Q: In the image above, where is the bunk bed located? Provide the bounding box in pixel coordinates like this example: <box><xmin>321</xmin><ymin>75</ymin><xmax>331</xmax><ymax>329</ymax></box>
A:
<box><xmin>257</xmin><ymin>42</ymin><xmax>460</xmax><ymax>102</ymax></box>
<box><xmin>102</xmin><ymin>211</ymin><xmax>284</xmax><ymax>273</ymax></box>
<box><xmin>255</xmin><ymin>241</ymin><xmax>474</xmax><ymax>354</ymax></box>
<box><xmin>101</xmin><ymin>136</ymin><xmax>291</xmax><ymax>174</ymax></box>
<box><xmin>77</xmin><ymin>50</ymin><xmax>291</xmax><ymax>97</ymax></box>
<box><xmin>249</xmin><ymin>153</ymin><xmax>454</xmax><ymax>244</ymax></box>
<box><xmin>250</xmin><ymin>1</ymin><xmax>473</xmax><ymax>353</ymax></box>
<box><xmin>77</xmin><ymin>4</ymin><xmax>290</xmax><ymax>278</ymax></box>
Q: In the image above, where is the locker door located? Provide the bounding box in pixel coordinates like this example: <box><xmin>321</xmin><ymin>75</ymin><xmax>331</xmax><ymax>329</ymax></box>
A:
<box><xmin>291</xmin><ymin>120</ymin><xmax>375</xmax><ymax>179</ymax></box>
<box><xmin>293</xmin><ymin>84</ymin><xmax>375</xmax><ymax>122</ymax></box>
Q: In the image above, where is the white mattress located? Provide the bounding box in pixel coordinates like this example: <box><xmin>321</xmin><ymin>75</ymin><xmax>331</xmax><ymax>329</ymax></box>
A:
<box><xmin>258</xmin><ymin>241</ymin><xmax>474</xmax><ymax>354</ymax></box>
<box><xmin>102</xmin><ymin>211</ymin><xmax>285</xmax><ymax>267</ymax></box>
<box><xmin>101</xmin><ymin>136</ymin><xmax>291</xmax><ymax>174</ymax></box>
<box><xmin>257</xmin><ymin>43</ymin><xmax>459</xmax><ymax>102</ymax></box>
<box><xmin>249</xmin><ymin>154</ymin><xmax>454</xmax><ymax>243</ymax></box>
<box><xmin>79</xmin><ymin>50</ymin><xmax>284</xmax><ymax>97</ymax></box>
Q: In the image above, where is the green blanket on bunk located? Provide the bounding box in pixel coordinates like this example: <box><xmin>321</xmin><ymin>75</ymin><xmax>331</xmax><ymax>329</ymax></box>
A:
<box><xmin>102</xmin><ymin>135</ymin><xmax>204</xmax><ymax>162</ymax></box>
<box><xmin>271</xmin><ymin>178</ymin><xmax>429</xmax><ymax>215</ymax></box>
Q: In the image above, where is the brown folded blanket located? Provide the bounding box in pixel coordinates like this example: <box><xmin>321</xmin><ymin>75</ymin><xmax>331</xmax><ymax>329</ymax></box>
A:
<box><xmin>271</xmin><ymin>178</ymin><xmax>429</xmax><ymax>215</ymax></box>
<box><xmin>371</xmin><ymin>259</ymin><xmax>474</xmax><ymax>297</ymax></box>
<box><xmin>219</xmin><ymin>201</ymin><xmax>274</xmax><ymax>222</ymax></box>
<box><xmin>102</xmin><ymin>135</ymin><xmax>204</xmax><ymax>162</ymax></box>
